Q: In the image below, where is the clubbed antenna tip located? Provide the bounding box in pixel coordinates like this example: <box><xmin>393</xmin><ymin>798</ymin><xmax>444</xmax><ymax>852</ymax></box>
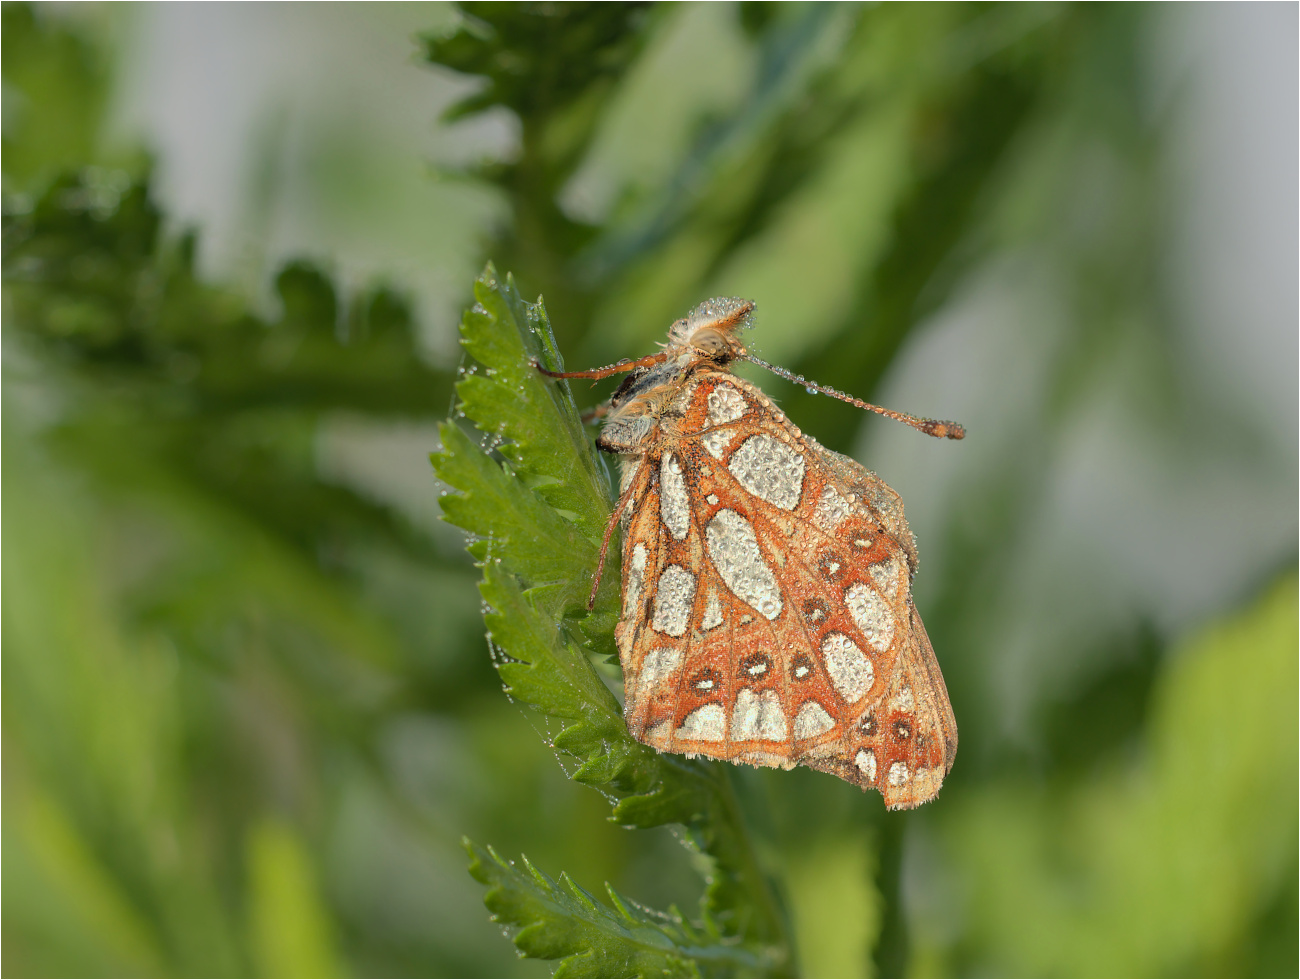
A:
<box><xmin>741</xmin><ymin>354</ymin><xmax>966</xmax><ymax>440</ymax></box>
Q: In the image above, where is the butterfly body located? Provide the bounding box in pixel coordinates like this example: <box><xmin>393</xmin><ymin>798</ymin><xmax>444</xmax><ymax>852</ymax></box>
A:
<box><xmin>543</xmin><ymin>297</ymin><xmax>959</xmax><ymax>809</ymax></box>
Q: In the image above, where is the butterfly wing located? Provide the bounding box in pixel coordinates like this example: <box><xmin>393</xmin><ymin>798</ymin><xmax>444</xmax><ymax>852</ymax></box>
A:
<box><xmin>794</xmin><ymin>431</ymin><xmax>958</xmax><ymax>807</ymax></box>
<box><xmin>616</xmin><ymin>373</ymin><xmax>957</xmax><ymax>808</ymax></box>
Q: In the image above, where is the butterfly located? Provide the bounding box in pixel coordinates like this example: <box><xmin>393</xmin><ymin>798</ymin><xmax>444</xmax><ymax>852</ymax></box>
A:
<box><xmin>537</xmin><ymin>298</ymin><xmax>962</xmax><ymax>809</ymax></box>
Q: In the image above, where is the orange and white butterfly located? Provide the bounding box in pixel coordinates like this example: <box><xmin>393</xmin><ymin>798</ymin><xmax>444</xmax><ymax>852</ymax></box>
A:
<box><xmin>538</xmin><ymin>298</ymin><xmax>962</xmax><ymax>809</ymax></box>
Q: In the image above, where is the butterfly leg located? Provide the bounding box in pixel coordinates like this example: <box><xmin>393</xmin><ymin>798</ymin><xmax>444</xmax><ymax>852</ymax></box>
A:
<box><xmin>532</xmin><ymin>351</ymin><xmax>669</xmax><ymax>381</ymax></box>
<box><xmin>580</xmin><ymin>402</ymin><xmax>611</xmax><ymax>424</ymax></box>
<box><xmin>587</xmin><ymin>462</ymin><xmax>650</xmax><ymax>610</ymax></box>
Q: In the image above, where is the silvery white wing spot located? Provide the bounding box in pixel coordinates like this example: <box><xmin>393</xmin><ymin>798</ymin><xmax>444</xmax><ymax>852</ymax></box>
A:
<box><xmin>536</xmin><ymin>298</ymin><xmax>963</xmax><ymax>809</ymax></box>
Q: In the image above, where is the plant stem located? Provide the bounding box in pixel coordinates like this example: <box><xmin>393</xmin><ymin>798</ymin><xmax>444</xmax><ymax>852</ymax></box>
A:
<box><xmin>694</xmin><ymin>763</ymin><xmax>795</xmax><ymax>976</ymax></box>
<box><xmin>873</xmin><ymin>813</ymin><xmax>908</xmax><ymax>977</ymax></box>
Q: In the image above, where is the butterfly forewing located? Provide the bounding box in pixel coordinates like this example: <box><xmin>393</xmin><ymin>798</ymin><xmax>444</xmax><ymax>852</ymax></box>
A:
<box><xmin>616</xmin><ymin>372</ymin><xmax>957</xmax><ymax>809</ymax></box>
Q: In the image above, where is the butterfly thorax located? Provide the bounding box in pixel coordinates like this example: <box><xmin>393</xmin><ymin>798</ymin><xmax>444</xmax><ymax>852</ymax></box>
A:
<box><xmin>597</xmin><ymin>358</ymin><xmax>735</xmax><ymax>453</ymax></box>
<box><xmin>596</xmin><ymin>298</ymin><xmax>757</xmax><ymax>456</ymax></box>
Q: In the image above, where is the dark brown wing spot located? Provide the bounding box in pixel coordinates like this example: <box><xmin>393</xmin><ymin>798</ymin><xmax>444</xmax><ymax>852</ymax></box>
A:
<box><xmin>818</xmin><ymin>551</ymin><xmax>846</xmax><ymax>582</ymax></box>
<box><xmin>691</xmin><ymin>668</ymin><xmax>721</xmax><ymax>693</ymax></box>
<box><xmin>802</xmin><ymin>597</ymin><xmax>829</xmax><ymax>624</ymax></box>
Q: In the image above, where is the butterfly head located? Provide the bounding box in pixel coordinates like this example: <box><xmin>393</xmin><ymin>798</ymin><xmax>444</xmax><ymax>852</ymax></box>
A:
<box><xmin>667</xmin><ymin>297</ymin><xmax>756</xmax><ymax>365</ymax></box>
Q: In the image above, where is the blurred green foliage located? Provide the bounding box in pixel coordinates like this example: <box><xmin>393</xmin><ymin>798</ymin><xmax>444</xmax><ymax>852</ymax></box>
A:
<box><xmin>4</xmin><ymin>2</ymin><xmax>1296</xmax><ymax>978</ymax></box>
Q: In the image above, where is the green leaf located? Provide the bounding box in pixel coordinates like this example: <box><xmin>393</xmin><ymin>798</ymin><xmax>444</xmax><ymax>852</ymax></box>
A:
<box><xmin>1</xmin><ymin>3</ymin><xmax>116</xmax><ymax>192</ymax></box>
<box><xmin>434</xmin><ymin>263</ymin><xmax>623</xmax><ymax>636</ymax></box>
<box><xmin>437</xmin><ymin>423</ymin><xmax>603</xmax><ymax>619</ymax></box>
<box><xmin>455</xmin><ymin>264</ymin><xmax>612</xmax><ymax>542</ymax></box>
<box><xmin>246</xmin><ymin>818</ymin><xmax>345</xmax><ymax>979</ymax></box>
<box><xmin>4</xmin><ymin>169</ymin><xmax>452</xmax><ymax>419</ymax></box>
<box><xmin>423</xmin><ymin>4</ymin><xmax>653</xmax><ymax>134</ymax></box>
<box><xmin>4</xmin><ymin>787</ymin><xmax>168</xmax><ymax>977</ymax></box>
<box><xmin>466</xmin><ymin>838</ymin><xmax>780</xmax><ymax>979</ymax></box>
<box><xmin>3</xmin><ymin>166</ymin><xmax>452</xmax><ymax>575</ymax></box>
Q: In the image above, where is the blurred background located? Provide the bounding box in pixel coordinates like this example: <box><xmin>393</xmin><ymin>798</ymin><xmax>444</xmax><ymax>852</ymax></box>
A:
<box><xmin>3</xmin><ymin>3</ymin><xmax>1296</xmax><ymax>976</ymax></box>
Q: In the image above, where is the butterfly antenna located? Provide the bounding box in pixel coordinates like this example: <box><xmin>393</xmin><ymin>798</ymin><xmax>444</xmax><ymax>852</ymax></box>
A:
<box><xmin>741</xmin><ymin>354</ymin><xmax>966</xmax><ymax>440</ymax></box>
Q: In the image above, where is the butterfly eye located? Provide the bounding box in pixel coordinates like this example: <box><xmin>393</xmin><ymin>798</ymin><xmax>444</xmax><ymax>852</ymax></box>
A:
<box><xmin>892</xmin><ymin>719</ymin><xmax>912</xmax><ymax>741</ymax></box>
<box><xmin>859</xmin><ymin>713</ymin><xmax>878</xmax><ymax>737</ymax></box>
<box><xmin>740</xmin><ymin>653</ymin><xmax>771</xmax><ymax>679</ymax></box>
<box><xmin>791</xmin><ymin>656</ymin><xmax>814</xmax><ymax>681</ymax></box>
<box><xmin>689</xmin><ymin>328</ymin><xmax>728</xmax><ymax>357</ymax></box>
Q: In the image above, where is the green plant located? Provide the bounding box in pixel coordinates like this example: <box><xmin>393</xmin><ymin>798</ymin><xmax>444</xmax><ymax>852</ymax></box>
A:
<box><xmin>433</xmin><ymin>267</ymin><xmax>790</xmax><ymax>976</ymax></box>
